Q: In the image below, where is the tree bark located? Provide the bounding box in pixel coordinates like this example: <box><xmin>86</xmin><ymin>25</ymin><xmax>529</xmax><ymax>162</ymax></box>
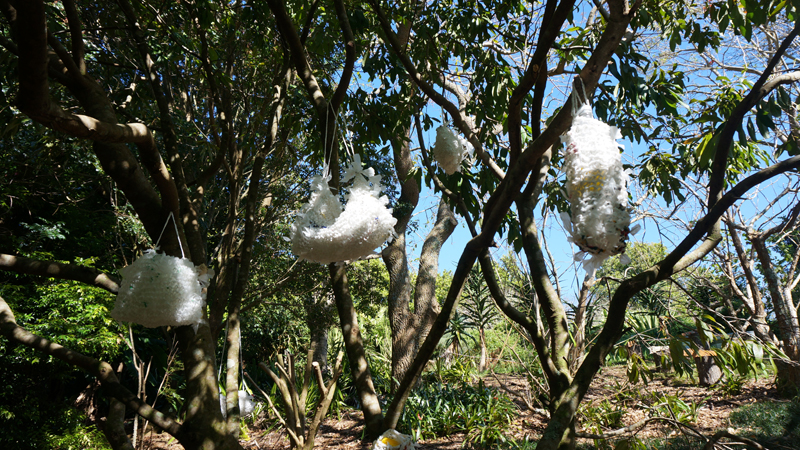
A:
<box><xmin>331</xmin><ymin>264</ymin><xmax>384</xmax><ymax>438</ymax></box>
<box><xmin>413</xmin><ymin>200</ymin><xmax>457</xmax><ymax>357</ymax></box>
<box><xmin>0</xmin><ymin>253</ymin><xmax>119</xmax><ymax>293</ymax></box>
<box><xmin>380</xmin><ymin>98</ymin><xmax>422</xmax><ymax>391</ymax></box>
<box><xmin>383</xmin><ymin>231</ymin><xmax>414</xmax><ymax>391</ymax></box>
<box><xmin>104</xmin><ymin>398</ymin><xmax>135</xmax><ymax>450</ymax></box>
<box><xmin>751</xmin><ymin>234</ymin><xmax>800</xmax><ymax>394</ymax></box>
<box><xmin>569</xmin><ymin>278</ymin><xmax>592</xmax><ymax>374</ymax></box>
<box><xmin>726</xmin><ymin>221</ymin><xmax>773</xmax><ymax>342</ymax></box>
<box><xmin>305</xmin><ymin>290</ymin><xmax>335</xmax><ymax>375</ymax></box>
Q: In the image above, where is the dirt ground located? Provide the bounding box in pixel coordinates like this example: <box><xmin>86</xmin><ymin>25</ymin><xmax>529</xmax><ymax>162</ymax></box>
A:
<box><xmin>140</xmin><ymin>365</ymin><xmax>787</xmax><ymax>449</ymax></box>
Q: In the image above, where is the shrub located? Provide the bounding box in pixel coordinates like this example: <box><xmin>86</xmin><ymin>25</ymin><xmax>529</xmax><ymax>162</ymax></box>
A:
<box><xmin>398</xmin><ymin>381</ymin><xmax>516</xmax><ymax>449</ymax></box>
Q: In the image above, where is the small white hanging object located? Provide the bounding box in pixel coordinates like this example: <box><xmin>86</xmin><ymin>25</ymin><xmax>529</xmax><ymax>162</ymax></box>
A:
<box><xmin>560</xmin><ymin>99</ymin><xmax>633</xmax><ymax>276</ymax></box>
<box><xmin>432</xmin><ymin>125</ymin><xmax>473</xmax><ymax>175</ymax></box>
<box><xmin>111</xmin><ymin>250</ymin><xmax>208</xmax><ymax>328</ymax></box>
<box><xmin>219</xmin><ymin>389</ymin><xmax>256</xmax><ymax>418</ymax></box>
<box><xmin>291</xmin><ymin>155</ymin><xmax>398</xmax><ymax>264</ymax></box>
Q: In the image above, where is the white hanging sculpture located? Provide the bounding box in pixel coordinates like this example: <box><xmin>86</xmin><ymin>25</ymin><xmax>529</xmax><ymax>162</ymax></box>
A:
<box><xmin>560</xmin><ymin>102</ymin><xmax>637</xmax><ymax>275</ymax></box>
<box><xmin>111</xmin><ymin>249</ymin><xmax>212</xmax><ymax>328</ymax></box>
<box><xmin>291</xmin><ymin>155</ymin><xmax>398</xmax><ymax>264</ymax></box>
<box><xmin>432</xmin><ymin>125</ymin><xmax>473</xmax><ymax>175</ymax></box>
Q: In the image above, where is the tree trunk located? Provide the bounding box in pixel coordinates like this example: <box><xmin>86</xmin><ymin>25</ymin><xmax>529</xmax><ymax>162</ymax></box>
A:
<box><xmin>177</xmin><ymin>325</ymin><xmax>240</xmax><ymax>450</ymax></box>
<box><xmin>414</xmin><ymin>200</ymin><xmax>457</xmax><ymax>352</ymax></box>
<box><xmin>382</xmin><ymin>198</ymin><xmax>456</xmax><ymax>389</ymax></box>
<box><xmin>305</xmin><ymin>291</ymin><xmax>334</xmax><ymax>375</ymax></box>
<box><xmin>381</xmin><ymin>119</ymin><xmax>422</xmax><ymax>392</ymax></box>
<box><xmin>103</xmin><ymin>398</ymin><xmax>134</xmax><ymax>450</ymax></box>
<box><xmin>751</xmin><ymin>235</ymin><xmax>800</xmax><ymax>395</ymax></box>
<box><xmin>569</xmin><ymin>278</ymin><xmax>592</xmax><ymax>374</ymax></box>
<box><xmin>383</xmin><ymin>232</ymin><xmax>415</xmax><ymax>392</ymax></box>
<box><xmin>310</xmin><ymin>326</ymin><xmax>330</xmax><ymax>374</ymax></box>
<box><xmin>330</xmin><ymin>263</ymin><xmax>384</xmax><ymax>438</ymax></box>
<box><xmin>776</xmin><ymin>358</ymin><xmax>800</xmax><ymax>396</ymax></box>
<box><xmin>726</xmin><ymin>222</ymin><xmax>775</xmax><ymax>344</ymax></box>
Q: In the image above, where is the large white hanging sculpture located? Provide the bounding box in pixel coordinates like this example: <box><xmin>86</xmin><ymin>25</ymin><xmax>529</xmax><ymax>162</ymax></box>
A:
<box><xmin>560</xmin><ymin>101</ymin><xmax>637</xmax><ymax>275</ymax></box>
<box><xmin>291</xmin><ymin>155</ymin><xmax>398</xmax><ymax>264</ymax></box>
<box><xmin>111</xmin><ymin>251</ymin><xmax>212</xmax><ymax>328</ymax></box>
<box><xmin>432</xmin><ymin>125</ymin><xmax>473</xmax><ymax>175</ymax></box>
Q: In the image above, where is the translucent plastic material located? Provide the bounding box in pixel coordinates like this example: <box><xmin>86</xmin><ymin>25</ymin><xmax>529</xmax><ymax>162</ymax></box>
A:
<box><xmin>219</xmin><ymin>390</ymin><xmax>255</xmax><ymax>418</ymax></box>
<box><xmin>111</xmin><ymin>250</ymin><xmax>210</xmax><ymax>327</ymax></box>
<box><xmin>291</xmin><ymin>155</ymin><xmax>398</xmax><ymax>264</ymax></box>
<box><xmin>432</xmin><ymin>125</ymin><xmax>473</xmax><ymax>175</ymax></box>
<box><xmin>561</xmin><ymin>105</ymin><xmax>632</xmax><ymax>274</ymax></box>
<box><xmin>372</xmin><ymin>429</ymin><xmax>416</xmax><ymax>450</ymax></box>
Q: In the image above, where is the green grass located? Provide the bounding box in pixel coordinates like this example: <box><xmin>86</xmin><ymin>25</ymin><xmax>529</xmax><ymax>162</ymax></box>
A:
<box><xmin>729</xmin><ymin>398</ymin><xmax>800</xmax><ymax>445</ymax></box>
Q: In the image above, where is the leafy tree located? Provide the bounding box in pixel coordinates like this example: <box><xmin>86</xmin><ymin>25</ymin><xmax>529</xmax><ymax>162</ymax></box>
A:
<box><xmin>722</xmin><ymin>194</ymin><xmax>800</xmax><ymax>394</ymax></box>
<box><xmin>364</xmin><ymin>2</ymin><xmax>800</xmax><ymax>449</ymax></box>
<box><xmin>2</xmin><ymin>2</ymin><xmax>800</xmax><ymax>450</ymax></box>
<box><xmin>0</xmin><ymin>1</ymin><xmax>302</xmax><ymax>448</ymax></box>
<box><xmin>593</xmin><ymin>243</ymin><xmax>690</xmax><ymax>316</ymax></box>
<box><xmin>461</xmin><ymin>266</ymin><xmax>501</xmax><ymax>372</ymax></box>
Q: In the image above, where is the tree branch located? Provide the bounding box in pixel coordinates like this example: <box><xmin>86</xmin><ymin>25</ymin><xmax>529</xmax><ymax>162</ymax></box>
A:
<box><xmin>0</xmin><ymin>253</ymin><xmax>119</xmax><ymax>293</ymax></box>
<box><xmin>47</xmin><ymin>30</ymin><xmax>83</xmax><ymax>81</ymax></box>
<box><xmin>368</xmin><ymin>0</ymin><xmax>505</xmax><ymax>180</ymax></box>
<box><xmin>509</xmin><ymin>0</ymin><xmax>575</xmax><ymax>162</ymax></box>
<box><xmin>546</xmin><ymin>154</ymin><xmax>800</xmax><ymax>450</ymax></box>
<box><xmin>384</xmin><ymin>0</ymin><xmax>642</xmax><ymax>431</ymax></box>
<box><xmin>0</xmin><ymin>295</ymin><xmax>184</xmax><ymax>440</ymax></box>
<box><xmin>62</xmin><ymin>0</ymin><xmax>86</xmax><ymax>75</ymax></box>
<box><xmin>590</xmin><ymin>0</ymin><xmax>611</xmax><ymax>22</ymax></box>
<box><xmin>707</xmin><ymin>23</ymin><xmax>800</xmax><ymax>209</ymax></box>
<box><xmin>703</xmin><ymin>430</ymin><xmax>768</xmax><ymax>450</ymax></box>
<box><xmin>11</xmin><ymin>0</ymin><xmax>180</xmax><ymax>251</ymax></box>
<box><xmin>330</xmin><ymin>0</ymin><xmax>355</xmax><ymax>111</ymax></box>
<box><xmin>117</xmin><ymin>0</ymin><xmax>200</xmax><ymax>261</ymax></box>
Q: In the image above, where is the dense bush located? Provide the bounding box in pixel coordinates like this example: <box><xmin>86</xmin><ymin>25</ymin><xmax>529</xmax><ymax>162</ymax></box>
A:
<box><xmin>0</xmin><ymin>278</ymin><xmax>122</xmax><ymax>450</ymax></box>
<box><xmin>399</xmin><ymin>381</ymin><xmax>516</xmax><ymax>449</ymax></box>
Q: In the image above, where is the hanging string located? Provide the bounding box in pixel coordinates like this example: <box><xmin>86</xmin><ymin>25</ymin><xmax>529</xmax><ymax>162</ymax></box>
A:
<box><xmin>154</xmin><ymin>211</ymin><xmax>185</xmax><ymax>259</ymax></box>
<box><xmin>440</xmin><ymin>77</ymin><xmax>448</xmax><ymax>126</ymax></box>
<box><xmin>337</xmin><ymin>110</ymin><xmax>356</xmax><ymax>161</ymax></box>
<box><xmin>238</xmin><ymin>325</ymin><xmax>248</xmax><ymax>392</ymax></box>
<box><xmin>217</xmin><ymin>316</ymin><xmax>228</xmax><ymax>388</ymax></box>
<box><xmin>322</xmin><ymin>105</ymin><xmax>340</xmax><ymax>180</ymax></box>
<box><xmin>571</xmin><ymin>76</ymin><xmax>588</xmax><ymax>116</ymax></box>
<box><xmin>323</xmin><ymin>107</ymin><xmax>331</xmax><ymax>179</ymax></box>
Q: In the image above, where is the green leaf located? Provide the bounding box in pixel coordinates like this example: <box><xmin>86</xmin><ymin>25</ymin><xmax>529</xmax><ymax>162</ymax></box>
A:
<box><xmin>694</xmin><ymin>132</ymin><xmax>720</xmax><ymax>170</ymax></box>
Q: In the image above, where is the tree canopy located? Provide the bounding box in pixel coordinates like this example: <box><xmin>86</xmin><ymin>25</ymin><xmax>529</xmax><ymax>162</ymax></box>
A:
<box><xmin>1</xmin><ymin>1</ymin><xmax>799</xmax><ymax>449</ymax></box>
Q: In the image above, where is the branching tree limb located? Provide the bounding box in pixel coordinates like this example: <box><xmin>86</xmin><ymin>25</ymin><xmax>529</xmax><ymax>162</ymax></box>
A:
<box><xmin>0</xmin><ymin>295</ymin><xmax>184</xmax><ymax>442</ymax></box>
<box><xmin>0</xmin><ymin>253</ymin><xmax>120</xmax><ymax>293</ymax></box>
<box><xmin>382</xmin><ymin>0</ymin><xmax>643</xmax><ymax>431</ymax></box>
<box><xmin>368</xmin><ymin>0</ymin><xmax>505</xmax><ymax>179</ymax></box>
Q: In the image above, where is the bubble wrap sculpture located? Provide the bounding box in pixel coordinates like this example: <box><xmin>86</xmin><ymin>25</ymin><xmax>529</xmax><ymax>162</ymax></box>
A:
<box><xmin>561</xmin><ymin>104</ymin><xmax>632</xmax><ymax>275</ymax></box>
<box><xmin>432</xmin><ymin>125</ymin><xmax>473</xmax><ymax>174</ymax></box>
<box><xmin>111</xmin><ymin>250</ymin><xmax>209</xmax><ymax>327</ymax></box>
<box><xmin>220</xmin><ymin>390</ymin><xmax>255</xmax><ymax>418</ymax></box>
<box><xmin>291</xmin><ymin>155</ymin><xmax>398</xmax><ymax>264</ymax></box>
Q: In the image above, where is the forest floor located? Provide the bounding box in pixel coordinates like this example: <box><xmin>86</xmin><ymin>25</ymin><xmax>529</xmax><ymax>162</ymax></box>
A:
<box><xmin>142</xmin><ymin>364</ymin><xmax>792</xmax><ymax>449</ymax></box>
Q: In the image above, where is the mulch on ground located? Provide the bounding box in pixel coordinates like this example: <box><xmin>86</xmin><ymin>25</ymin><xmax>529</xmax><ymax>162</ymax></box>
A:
<box><xmin>140</xmin><ymin>364</ymin><xmax>785</xmax><ymax>449</ymax></box>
